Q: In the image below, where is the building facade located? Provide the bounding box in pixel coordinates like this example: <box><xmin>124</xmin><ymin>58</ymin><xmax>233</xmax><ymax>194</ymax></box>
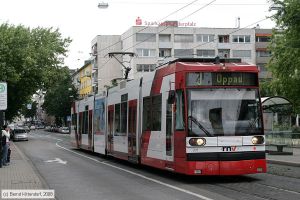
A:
<box><xmin>78</xmin><ymin>60</ymin><xmax>93</xmax><ymax>98</ymax></box>
<box><xmin>255</xmin><ymin>29</ymin><xmax>272</xmax><ymax>79</ymax></box>
<box><xmin>90</xmin><ymin>24</ymin><xmax>272</xmax><ymax>94</ymax></box>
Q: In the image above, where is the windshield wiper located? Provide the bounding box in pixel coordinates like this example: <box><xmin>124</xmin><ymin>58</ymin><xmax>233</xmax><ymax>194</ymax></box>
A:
<box><xmin>188</xmin><ymin>116</ymin><xmax>213</xmax><ymax>137</ymax></box>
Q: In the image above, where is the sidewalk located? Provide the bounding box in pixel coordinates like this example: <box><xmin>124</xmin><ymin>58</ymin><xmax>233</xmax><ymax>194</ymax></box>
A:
<box><xmin>0</xmin><ymin>142</ymin><xmax>48</xmax><ymax>190</ymax></box>
<box><xmin>267</xmin><ymin>147</ymin><xmax>300</xmax><ymax>167</ymax></box>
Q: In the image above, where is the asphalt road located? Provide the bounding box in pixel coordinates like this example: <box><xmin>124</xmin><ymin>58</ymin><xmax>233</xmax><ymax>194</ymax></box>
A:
<box><xmin>14</xmin><ymin>130</ymin><xmax>300</xmax><ymax>200</ymax></box>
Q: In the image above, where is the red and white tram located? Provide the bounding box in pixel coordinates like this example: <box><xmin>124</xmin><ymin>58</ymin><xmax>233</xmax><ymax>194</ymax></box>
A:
<box><xmin>71</xmin><ymin>58</ymin><xmax>266</xmax><ymax>175</ymax></box>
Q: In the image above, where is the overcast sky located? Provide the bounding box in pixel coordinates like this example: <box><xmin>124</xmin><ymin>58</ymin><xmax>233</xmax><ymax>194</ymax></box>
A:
<box><xmin>0</xmin><ymin>0</ymin><xmax>276</xmax><ymax>69</ymax></box>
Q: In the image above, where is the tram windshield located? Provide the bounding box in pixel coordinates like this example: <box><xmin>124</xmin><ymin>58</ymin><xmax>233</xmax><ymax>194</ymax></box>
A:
<box><xmin>188</xmin><ymin>88</ymin><xmax>262</xmax><ymax>137</ymax></box>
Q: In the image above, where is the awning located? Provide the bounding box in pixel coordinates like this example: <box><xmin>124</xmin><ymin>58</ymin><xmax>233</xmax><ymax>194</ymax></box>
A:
<box><xmin>261</xmin><ymin>96</ymin><xmax>292</xmax><ymax>112</ymax></box>
<box><xmin>261</xmin><ymin>96</ymin><xmax>291</xmax><ymax>106</ymax></box>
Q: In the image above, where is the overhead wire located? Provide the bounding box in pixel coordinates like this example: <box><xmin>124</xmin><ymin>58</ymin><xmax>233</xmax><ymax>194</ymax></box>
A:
<box><xmin>94</xmin><ymin>0</ymin><xmax>201</xmax><ymax>57</ymax></box>
<box><xmin>123</xmin><ymin>0</ymin><xmax>216</xmax><ymax>52</ymax></box>
<box><xmin>95</xmin><ymin>0</ymin><xmax>209</xmax><ymax>70</ymax></box>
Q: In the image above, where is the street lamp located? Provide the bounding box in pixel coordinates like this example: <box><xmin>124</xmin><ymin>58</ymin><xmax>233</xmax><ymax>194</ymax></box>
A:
<box><xmin>98</xmin><ymin>2</ymin><xmax>109</xmax><ymax>9</ymax></box>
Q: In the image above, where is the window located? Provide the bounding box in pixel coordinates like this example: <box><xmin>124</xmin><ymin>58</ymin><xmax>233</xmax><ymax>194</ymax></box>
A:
<box><xmin>143</xmin><ymin>97</ymin><xmax>151</xmax><ymax>131</ymax></box>
<box><xmin>137</xmin><ymin>49</ymin><xmax>156</xmax><ymax>57</ymax></box>
<box><xmin>232</xmin><ymin>35</ymin><xmax>251</xmax><ymax>43</ymax></box>
<box><xmin>114</xmin><ymin>104</ymin><xmax>120</xmax><ymax>134</ymax></box>
<box><xmin>136</xmin><ymin>64</ymin><xmax>156</xmax><ymax>72</ymax></box>
<box><xmin>176</xmin><ymin>90</ymin><xmax>185</xmax><ymax>130</ymax></box>
<box><xmin>232</xmin><ymin>50</ymin><xmax>251</xmax><ymax>58</ymax></box>
<box><xmin>136</xmin><ymin>33</ymin><xmax>156</xmax><ymax>42</ymax></box>
<box><xmin>174</xmin><ymin>49</ymin><xmax>193</xmax><ymax>58</ymax></box>
<box><xmin>218</xmin><ymin>49</ymin><xmax>230</xmax><ymax>58</ymax></box>
<box><xmin>257</xmin><ymin>63</ymin><xmax>267</xmax><ymax>72</ymax></box>
<box><xmin>159</xmin><ymin>48</ymin><xmax>171</xmax><ymax>57</ymax></box>
<box><xmin>196</xmin><ymin>34</ymin><xmax>214</xmax><ymax>42</ymax></box>
<box><xmin>152</xmin><ymin>95</ymin><xmax>162</xmax><ymax>131</ymax></box>
<box><xmin>80</xmin><ymin>110</ymin><xmax>88</xmax><ymax>135</ymax></box>
<box><xmin>256</xmin><ymin>36</ymin><xmax>271</xmax><ymax>42</ymax></box>
<box><xmin>174</xmin><ymin>34</ymin><xmax>193</xmax><ymax>43</ymax></box>
<box><xmin>120</xmin><ymin>94</ymin><xmax>128</xmax><ymax>134</ymax></box>
<box><xmin>256</xmin><ymin>50</ymin><xmax>271</xmax><ymax>57</ymax></box>
<box><xmin>93</xmin><ymin>99</ymin><xmax>105</xmax><ymax>134</ymax></box>
<box><xmin>196</xmin><ymin>49</ymin><xmax>215</xmax><ymax>57</ymax></box>
<box><xmin>218</xmin><ymin>35</ymin><xmax>229</xmax><ymax>43</ymax></box>
<box><xmin>159</xmin><ymin>34</ymin><xmax>171</xmax><ymax>42</ymax></box>
<box><xmin>142</xmin><ymin>95</ymin><xmax>162</xmax><ymax>131</ymax></box>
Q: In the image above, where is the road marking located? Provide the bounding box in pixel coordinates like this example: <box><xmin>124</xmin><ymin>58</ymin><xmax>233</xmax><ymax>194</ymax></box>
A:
<box><xmin>56</xmin><ymin>142</ymin><xmax>215</xmax><ymax>200</ymax></box>
<box><xmin>256</xmin><ymin>183</ymin><xmax>300</xmax><ymax>195</ymax></box>
<box><xmin>44</xmin><ymin>157</ymin><xmax>67</xmax><ymax>165</ymax></box>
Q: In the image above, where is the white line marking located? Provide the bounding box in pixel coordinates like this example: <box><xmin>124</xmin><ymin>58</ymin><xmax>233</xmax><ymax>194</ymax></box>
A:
<box><xmin>44</xmin><ymin>157</ymin><xmax>67</xmax><ymax>165</ymax></box>
<box><xmin>55</xmin><ymin>142</ymin><xmax>215</xmax><ymax>200</ymax></box>
<box><xmin>257</xmin><ymin>183</ymin><xmax>300</xmax><ymax>195</ymax></box>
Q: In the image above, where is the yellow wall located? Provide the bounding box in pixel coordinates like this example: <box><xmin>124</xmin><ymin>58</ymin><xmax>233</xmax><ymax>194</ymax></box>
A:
<box><xmin>79</xmin><ymin>63</ymin><xmax>93</xmax><ymax>97</ymax></box>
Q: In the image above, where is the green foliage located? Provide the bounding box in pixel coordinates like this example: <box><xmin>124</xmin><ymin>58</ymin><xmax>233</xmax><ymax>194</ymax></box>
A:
<box><xmin>42</xmin><ymin>67</ymin><xmax>77</xmax><ymax>125</ymax></box>
<box><xmin>0</xmin><ymin>23</ymin><xmax>71</xmax><ymax>120</ymax></box>
<box><xmin>20</xmin><ymin>101</ymin><xmax>37</xmax><ymax>119</ymax></box>
<box><xmin>268</xmin><ymin>0</ymin><xmax>300</xmax><ymax>113</ymax></box>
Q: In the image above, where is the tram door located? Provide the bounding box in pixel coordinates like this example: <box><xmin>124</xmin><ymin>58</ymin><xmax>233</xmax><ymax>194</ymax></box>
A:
<box><xmin>107</xmin><ymin>105</ymin><xmax>114</xmax><ymax>154</ymax></box>
<box><xmin>128</xmin><ymin>100</ymin><xmax>137</xmax><ymax>159</ymax></box>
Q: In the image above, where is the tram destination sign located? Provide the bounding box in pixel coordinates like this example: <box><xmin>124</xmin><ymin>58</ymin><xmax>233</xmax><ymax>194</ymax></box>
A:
<box><xmin>186</xmin><ymin>72</ymin><xmax>257</xmax><ymax>86</ymax></box>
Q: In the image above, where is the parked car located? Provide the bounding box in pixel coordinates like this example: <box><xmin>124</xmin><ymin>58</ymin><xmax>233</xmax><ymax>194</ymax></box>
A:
<box><xmin>37</xmin><ymin>124</ymin><xmax>45</xmax><ymax>129</ymax></box>
<box><xmin>30</xmin><ymin>125</ymin><xmax>36</xmax><ymax>130</ymax></box>
<box><xmin>12</xmin><ymin>128</ymin><xmax>28</xmax><ymax>141</ymax></box>
<box><xmin>59</xmin><ymin>127</ymin><xmax>70</xmax><ymax>134</ymax></box>
<box><xmin>23</xmin><ymin>125</ymin><xmax>30</xmax><ymax>133</ymax></box>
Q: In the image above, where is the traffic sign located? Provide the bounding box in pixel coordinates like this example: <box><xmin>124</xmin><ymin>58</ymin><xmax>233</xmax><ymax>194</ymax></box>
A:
<box><xmin>0</xmin><ymin>82</ymin><xmax>7</xmax><ymax>110</ymax></box>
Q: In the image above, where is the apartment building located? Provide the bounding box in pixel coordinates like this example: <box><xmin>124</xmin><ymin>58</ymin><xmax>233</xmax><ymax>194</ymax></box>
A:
<box><xmin>77</xmin><ymin>60</ymin><xmax>93</xmax><ymax>98</ymax></box>
<box><xmin>91</xmin><ymin>24</ymin><xmax>272</xmax><ymax>93</ymax></box>
<box><xmin>255</xmin><ymin>29</ymin><xmax>272</xmax><ymax>79</ymax></box>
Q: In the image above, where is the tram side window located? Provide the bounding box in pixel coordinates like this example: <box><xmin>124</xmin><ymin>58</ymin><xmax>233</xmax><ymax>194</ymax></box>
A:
<box><xmin>176</xmin><ymin>90</ymin><xmax>185</xmax><ymax>130</ymax></box>
<box><xmin>120</xmin><ymin>101</ymin><xmax>127</xmax><ymax>135</ymax></box>
<box><xmin>152</xmin><ymin>95</ymin><xmax>162</xmax><ymax>131</ymax></box>
<box><xmin>114</xmin><ymin>104</ymin><xmax>121</xmax><ymax>135</ymax></box>
<box><xmin>143</xmin><ymin>97</ymin><xmax>152</xmax><ymax>131</ymax></box>
<box><xmin>143</xmin><ymin>95</ymin><xmax>162</xmax><ymax>131</ymax></box>
<box><xmin>81</xmin><ymin>111</ymin><xmax>88</xmax><ymax>134</ymax></box>
<box><xmin>78</xmin><ymin>113</ymin><xmax>82</xmax><ymax>134</ymax></box>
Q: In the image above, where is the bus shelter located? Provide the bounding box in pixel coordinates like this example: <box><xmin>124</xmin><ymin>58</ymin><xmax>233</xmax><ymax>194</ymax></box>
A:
<box><xmin>261</xmin><ymin>96</ymin><xmax>293</xmax><ymax>154</ymax></box>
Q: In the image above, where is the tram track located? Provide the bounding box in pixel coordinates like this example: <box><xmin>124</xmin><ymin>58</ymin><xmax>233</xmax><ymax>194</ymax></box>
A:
<box><xmin>205</xmin><ymin>175</ymin><xmax>300</xmax><ymax>200</ymax></box>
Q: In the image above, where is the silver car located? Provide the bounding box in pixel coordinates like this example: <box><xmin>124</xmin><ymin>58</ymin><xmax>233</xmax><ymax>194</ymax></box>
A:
<box><xmin>59</xmin><ymin>127</ymin><xmax>70</xmax><ymax>134</ymax></box>
<box><xmin>12</xmin><ymin>129</ymin><xmax>28</xmax><ymax>141</ymax></box>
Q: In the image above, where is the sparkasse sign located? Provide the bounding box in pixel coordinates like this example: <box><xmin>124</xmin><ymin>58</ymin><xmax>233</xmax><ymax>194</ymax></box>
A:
<box><xmin>0</xmin><ymin>82</ymin><xmax>7</xmax><ymax>110</ymax></box>
<box><xmin>135</xmin><ymin>17</ymin><xmax>196</xmax><ymax>27</ymax></box>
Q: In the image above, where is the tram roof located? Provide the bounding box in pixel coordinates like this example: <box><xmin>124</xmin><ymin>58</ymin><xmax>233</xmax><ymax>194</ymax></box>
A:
<box><xmin>158</xmin><ymin>58</ymin><xmax>258</xmax><ymax>72</ymax></box>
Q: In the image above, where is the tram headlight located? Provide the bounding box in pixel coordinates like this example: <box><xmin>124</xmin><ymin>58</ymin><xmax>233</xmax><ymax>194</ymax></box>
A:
<box><xmin>189</xmin><ymin>138</ymin><xmax>206</xmax><ymax>146</ymax></box>
<box><xmin>251</xmin><ymin>136</ymin><xmax>264</xmax><ymax>145</ymax></box>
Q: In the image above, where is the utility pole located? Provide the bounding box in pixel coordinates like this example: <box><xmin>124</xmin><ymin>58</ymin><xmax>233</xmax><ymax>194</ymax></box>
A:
<box><xmin>0</xmin><ymin>82</ymin><xmax>8</xmax><ymax>168</ymax></box>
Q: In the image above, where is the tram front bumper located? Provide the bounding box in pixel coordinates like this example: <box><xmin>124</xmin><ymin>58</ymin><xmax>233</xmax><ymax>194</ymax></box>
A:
<box><xmin>185</xmin><ymin>159</ymin><xmax>267</xmax><ymax>175</ymax></box>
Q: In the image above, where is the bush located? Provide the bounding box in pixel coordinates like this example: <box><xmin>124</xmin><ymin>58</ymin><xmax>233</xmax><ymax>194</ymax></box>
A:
<box><xmin>292</xmin><ymin>125</ymin><xmax>300</xmax><ymax>133</ymax></box>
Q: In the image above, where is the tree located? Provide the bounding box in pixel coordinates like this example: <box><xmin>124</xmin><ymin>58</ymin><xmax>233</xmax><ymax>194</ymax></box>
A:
<box><xmin>20</xmin><ymin>101</ymin><xmax>38</xmax><ymax>120</ymax></box>
<box><xmin>42</xmin><ymin>67</ymin><xmax>77</xmax><ymax>126</ymax></box>
<box><xmin>268</xmin><ymin>0</ymin><xmax>300</xmax><ymax>113</ymax></box>
<box><xmin>0</xmin><ymin>23</ymin><xmax>71</xmax><ymax>120</ymax></box>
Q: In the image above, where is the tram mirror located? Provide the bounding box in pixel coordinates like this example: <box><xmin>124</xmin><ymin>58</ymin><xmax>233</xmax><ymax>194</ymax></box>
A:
<box><xmin>168</xmin><ymin>90</ymin><xmax>175</xmax><ymax>104</ymax></box>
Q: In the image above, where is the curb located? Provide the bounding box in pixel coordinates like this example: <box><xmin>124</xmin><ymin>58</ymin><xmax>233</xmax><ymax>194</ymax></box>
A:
<box><xmin>267</xmin><ymin>159</ymin><xmax>300</xmax><ymax>167</ymax></box>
